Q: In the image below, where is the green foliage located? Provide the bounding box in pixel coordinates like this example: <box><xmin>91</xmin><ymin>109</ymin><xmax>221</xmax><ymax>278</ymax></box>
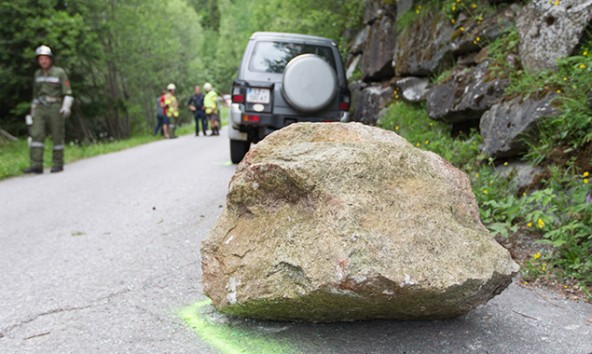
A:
<box><xmin>519</xmin><ymin>51</ymin><xmax>592</xmax><ymax>164</ymax></box>
<box><xmin>0</xmin><ymin>139</ymin><xmax>29</xmax><ymax>179</ymax></box>
<box><xmin>441</xmin><ymin>0</ymin><xmax>495</xmax><ymax>24</ymax></box>
<box><xmin>432</xmin><ymin>69</ymin><xmax>453</xmax><ymax>84</ymax></box>
<box><xmin>188</xmin><ymin>0</ymin><xmax>221</xmax><ymax>30</ymax></box>
<box><xmin>0</xmin><ymin>1</ymin><xmax>100</xmax><ymax>133</ymax></box>
<box><xmin>395</xmin><ymin>5</ymin><xmax>423</xmax><ymax>32</ymax></box>
<box><xmin>0</xmin><ymin>0</ymin><xmax>204</xmax><ymax>141</ymax></box>
<box><xmin>378</xmin><ymin>101</ymin><xmax>483</xmax><ymax>170</ymax></box>
<box><xmin>486</xmin><ymin>27</ymin><xmax>520</xmax><ymax>79</ymax></box>
<box><xmin>479</xmin><ymin>165</ymin><xmax>592</xmax><ymax>286</ymax></box>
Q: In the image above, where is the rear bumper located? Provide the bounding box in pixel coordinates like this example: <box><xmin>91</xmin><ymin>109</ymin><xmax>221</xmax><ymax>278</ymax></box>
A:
<box><xmin>229</xmin><ymin>103</ymin><xmax>348</xmax><ymax>141</ymax></box>
<box><xmin>241</xmin><ymin>113</ymin><xmax>341</xmax><ymax>129</ymax></box>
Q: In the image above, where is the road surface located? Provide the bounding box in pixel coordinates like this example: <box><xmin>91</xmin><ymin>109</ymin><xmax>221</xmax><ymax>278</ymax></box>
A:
<box><xmin>1</xmin><ymin>129</ymin><xmax>591</xmax><ymax>353</ymax></box>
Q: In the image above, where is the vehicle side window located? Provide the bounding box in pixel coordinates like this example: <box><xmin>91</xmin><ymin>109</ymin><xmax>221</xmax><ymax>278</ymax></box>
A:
<box><xmin>249</xmin><ymin>41</ymin><xmax>336</xmax><ymax>74</ymax></box>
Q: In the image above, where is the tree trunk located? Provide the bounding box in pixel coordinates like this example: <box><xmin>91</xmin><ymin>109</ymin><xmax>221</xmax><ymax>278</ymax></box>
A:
<box><xmin>105</xmin><ymin>56</ymin><xmax>122</xmax><ymax>139</ymax></box>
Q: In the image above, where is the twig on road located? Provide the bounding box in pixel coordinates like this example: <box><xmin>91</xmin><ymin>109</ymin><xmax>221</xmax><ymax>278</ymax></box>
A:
<box><xmin>23</xmin><ymin>332</ymin><xmax>51</xmax><ymax>340</ymax></box>
<box><xmin>534</xmin><ymin>291</ymin><xmax>563</xmax><ymax>309</ymax></box>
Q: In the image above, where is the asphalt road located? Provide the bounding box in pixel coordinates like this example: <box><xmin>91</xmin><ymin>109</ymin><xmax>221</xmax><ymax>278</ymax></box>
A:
<box><xmin>1</xmin><ymin>129</ymin><xmax>591</xmax><ymax>353</ymax></box>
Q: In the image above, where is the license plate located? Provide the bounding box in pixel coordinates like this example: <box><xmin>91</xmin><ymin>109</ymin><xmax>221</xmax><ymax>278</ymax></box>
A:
<box><xmin>246</xmin><ymin>88</ymin><xmax>271</xmax><ymax>104</ymax></box>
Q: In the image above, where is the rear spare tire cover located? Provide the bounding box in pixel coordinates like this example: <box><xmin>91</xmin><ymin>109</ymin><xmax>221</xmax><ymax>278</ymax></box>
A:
<box><xmin>281</xmin><ymin>54</ymin><xmax>338</xmax><ymax>112</ymax></box>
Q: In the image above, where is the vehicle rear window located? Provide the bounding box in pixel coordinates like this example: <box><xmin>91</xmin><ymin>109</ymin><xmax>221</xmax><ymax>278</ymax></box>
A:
<box><xmin>249</xmin><ymin>41</ymin><xmax>336</xmax><ymax>74</ymax></box>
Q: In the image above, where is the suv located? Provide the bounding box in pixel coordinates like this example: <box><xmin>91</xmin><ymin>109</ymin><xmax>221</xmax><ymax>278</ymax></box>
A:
<box><xmin>228</xmin><ymin>32</ymin><xmax>351</xmax><ymax>163</ymax></box>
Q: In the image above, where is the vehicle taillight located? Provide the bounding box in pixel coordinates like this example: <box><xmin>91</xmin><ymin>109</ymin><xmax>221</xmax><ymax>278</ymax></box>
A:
<box><xmin>232</xmin><ymin>82</ymin><xmax>245</xmax><ymax>104</ymax></box>
<box><xmin>243</xmin><ymin>114</ymin><xmax>260</xmax><ymax>122</ymax></box>
<box><xmin>339</xmin><ymin>88</ymin><xmax>351</xmax><ymax>111</ymax></box>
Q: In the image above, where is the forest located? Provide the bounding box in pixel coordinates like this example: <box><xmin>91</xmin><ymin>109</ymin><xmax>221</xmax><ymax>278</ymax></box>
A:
<box><xmin>0</xmin><ymin>0</ymin><xmax>363</xmax><ymax>142</ymax></box>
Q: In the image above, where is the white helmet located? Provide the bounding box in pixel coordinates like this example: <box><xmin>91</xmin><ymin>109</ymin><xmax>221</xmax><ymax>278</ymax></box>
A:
<box><xmin>167</xmin><ymin>83</ymin><xmax>176</xmax><ymax>91</ymax></box>
<box><xmin>35</xmin><ymin>45</ymin><xmax>53</xmax><ymax>57</ymax></box>
<box><xmin>204</xmin><ymin>82</ymin><xmax>213</xmax><ymax>92</ymax></box>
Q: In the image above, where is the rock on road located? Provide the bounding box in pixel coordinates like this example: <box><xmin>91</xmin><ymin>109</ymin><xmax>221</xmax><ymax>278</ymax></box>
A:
<box><xmin>0</xmin><ymin>128</ymin><xmax>591</xmax><ymax>353</ymax></box>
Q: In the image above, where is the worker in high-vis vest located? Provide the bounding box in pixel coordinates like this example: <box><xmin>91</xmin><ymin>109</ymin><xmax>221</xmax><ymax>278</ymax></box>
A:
<box><xmin>23</xmin><ymin>45</ymin><xmax>74</xmax><ymax>174</ymax></box>
<box><xmin>164</xmin><ymin>83</ymin><xmax>179</xmax><ymax>138</ymax></box>
<box><xmin>203</xmin><ymin>82</ymin><xmax>220</xmax><ymax>136</ymax></box>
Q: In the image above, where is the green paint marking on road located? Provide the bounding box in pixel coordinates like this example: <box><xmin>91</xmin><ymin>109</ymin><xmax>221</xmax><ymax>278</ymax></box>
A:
<box><xmin>180</xmin><ymin>299</ymin><xmax>294</xmax><ymax>354</ymax></box>
<box><xmin>214</xmin><ymin>160</ymin><xmax>234</xmax><ymax>166</ymax></box>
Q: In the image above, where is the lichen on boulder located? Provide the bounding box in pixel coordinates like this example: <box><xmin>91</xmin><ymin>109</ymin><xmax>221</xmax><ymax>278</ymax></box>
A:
<box><xmin>201</xmin><ymin>122</ymin><xmax>518</xmax><ymax>322</ymax></box>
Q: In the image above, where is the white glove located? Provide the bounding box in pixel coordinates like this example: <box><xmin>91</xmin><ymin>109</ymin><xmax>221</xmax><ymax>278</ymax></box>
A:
<box><xmin>25</xmin><ymin>114</ymin><xmax>33</xmax><ymax>125</ymax></box>
<box><xmin>60</xmin><ymin>95</ymin><xmax>74</xmax><ymax>118</ymax></box>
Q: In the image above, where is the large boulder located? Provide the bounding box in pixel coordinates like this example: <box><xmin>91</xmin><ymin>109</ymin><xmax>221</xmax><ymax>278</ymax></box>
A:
<box><xmin>480</xmin><ymin>94</ymin><xmax>558</xmax><ymax>158</ymax></box>
<box><xmin>395</xmin><ymin>77</ymin><xmax>430</xmax><ymax>103</ymax></box>
<box><xmin>362</xmin><ymin>13</ymin><xmax>397</xmax><ymax>81</ymax></box>
<box><xmin>394</xmin><ymin>12</ymin><xmax>454</xmax><ymax>76</ymax></box>
<box><xmin>351</xmin><ymin>83</ymin><xmax>394</xmax><ymax>125</ymax></box>
<box><xmin>517</xmin><ymin>0</ymin><xmax>592</xmax><ymax>71</ymax></box>
<box><xmin>201</xmin><ymin>123</ymin><xmax>519</xmax><ymax>322</ymax></box>
<box><xmin>426</xmin><ymin>61</ymin><xmax>509</xmax><ymax>123</ymax></box>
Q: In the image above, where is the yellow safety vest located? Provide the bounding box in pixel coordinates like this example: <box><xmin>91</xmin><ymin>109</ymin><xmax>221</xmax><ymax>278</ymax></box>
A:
<box><xmin>164</xmin><ymin>92</ymin><xmax>179</xmax><ymax>118</ymax></box>
<box><xmin>204</xmin><ymin>90</ymin><xmax>219</xmax><ymax>115</ymax></box>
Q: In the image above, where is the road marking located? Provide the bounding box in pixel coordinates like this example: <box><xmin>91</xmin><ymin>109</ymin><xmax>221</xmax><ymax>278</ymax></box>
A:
<box><xmin>213</xmin><ymin>161</ymin><xmax>233</xmax><ymax>166</ymax></box>
<box><xmin>180</xmin><ymin>299</ymin><xmax>294</xmax><ymax>354</ymax></box>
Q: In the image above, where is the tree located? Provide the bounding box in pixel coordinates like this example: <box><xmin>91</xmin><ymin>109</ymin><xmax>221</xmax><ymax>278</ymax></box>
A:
<box><xmin>0</xmin><ymin>0</ymin><xmax>100</xmax><ymax>137</ymax></box>
<box><xmin>0</xmin><ymin>0</ymin><xmax>363</xmax><ymax>141</ymax></box>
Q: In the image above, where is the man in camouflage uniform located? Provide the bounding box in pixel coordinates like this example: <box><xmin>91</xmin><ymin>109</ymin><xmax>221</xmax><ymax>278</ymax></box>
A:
<box><xmin>23</xmin><ymin>45</ymin><xmax>74</xmax><ymax>174</ymax></box>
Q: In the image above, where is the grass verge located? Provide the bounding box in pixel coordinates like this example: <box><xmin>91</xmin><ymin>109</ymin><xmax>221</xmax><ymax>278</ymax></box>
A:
<box><xmin>0</xmin><ymin>133</ymin><xmax>162</xmax><ymax>180</ymax></box>
<box><xmin>0</xmin><ymin>106</ymin><xmax>229</xmax><ymax>180</ymax></box>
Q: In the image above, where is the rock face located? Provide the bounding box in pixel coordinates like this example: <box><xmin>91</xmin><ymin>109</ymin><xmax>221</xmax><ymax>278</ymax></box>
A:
<box><xmin>427</xmin><ymin>62</ymin><xmax>509</xmax><ymax>123</ymax></box>
<box><xmin>517</xmin><ymin>0</ymin><xmax>592</xmax><ymax>70</ymax></box>
<box><xmin>480</xmin><ymin>94</ymin><xmax>558</xmax><ymax>157</ymax></box>
<box><xmin>201</xmin><ymin>123</ymin><xmax>519</xmax><ymax>322</ymax></box>
<box><xmin>362</xmin><ymin>12</ymin><xmax>397</xmax><ymax>81</ymax></box>
<box><xmin>352</xmin><ymin>83</ymin><xmax>394</xmax><ymax>125</ymax></box>
<box><xmin>394</xmin><ymin>12</ymin><xmax>454</xmax><ymax>76</ymax></box>
<box><xmin>451</xmin><ymin>8</ymin><xmax>516</xmax><ymax>57</ymax></box>
<box><xmin>346</xmin><ymin>55</ymin><xmax>362</xmax><ymax>80</ymax></box>
<box><xmin>363</xmin><ymin>0</ymin><xmax>396</xmax><ymax>25</ymax></box>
